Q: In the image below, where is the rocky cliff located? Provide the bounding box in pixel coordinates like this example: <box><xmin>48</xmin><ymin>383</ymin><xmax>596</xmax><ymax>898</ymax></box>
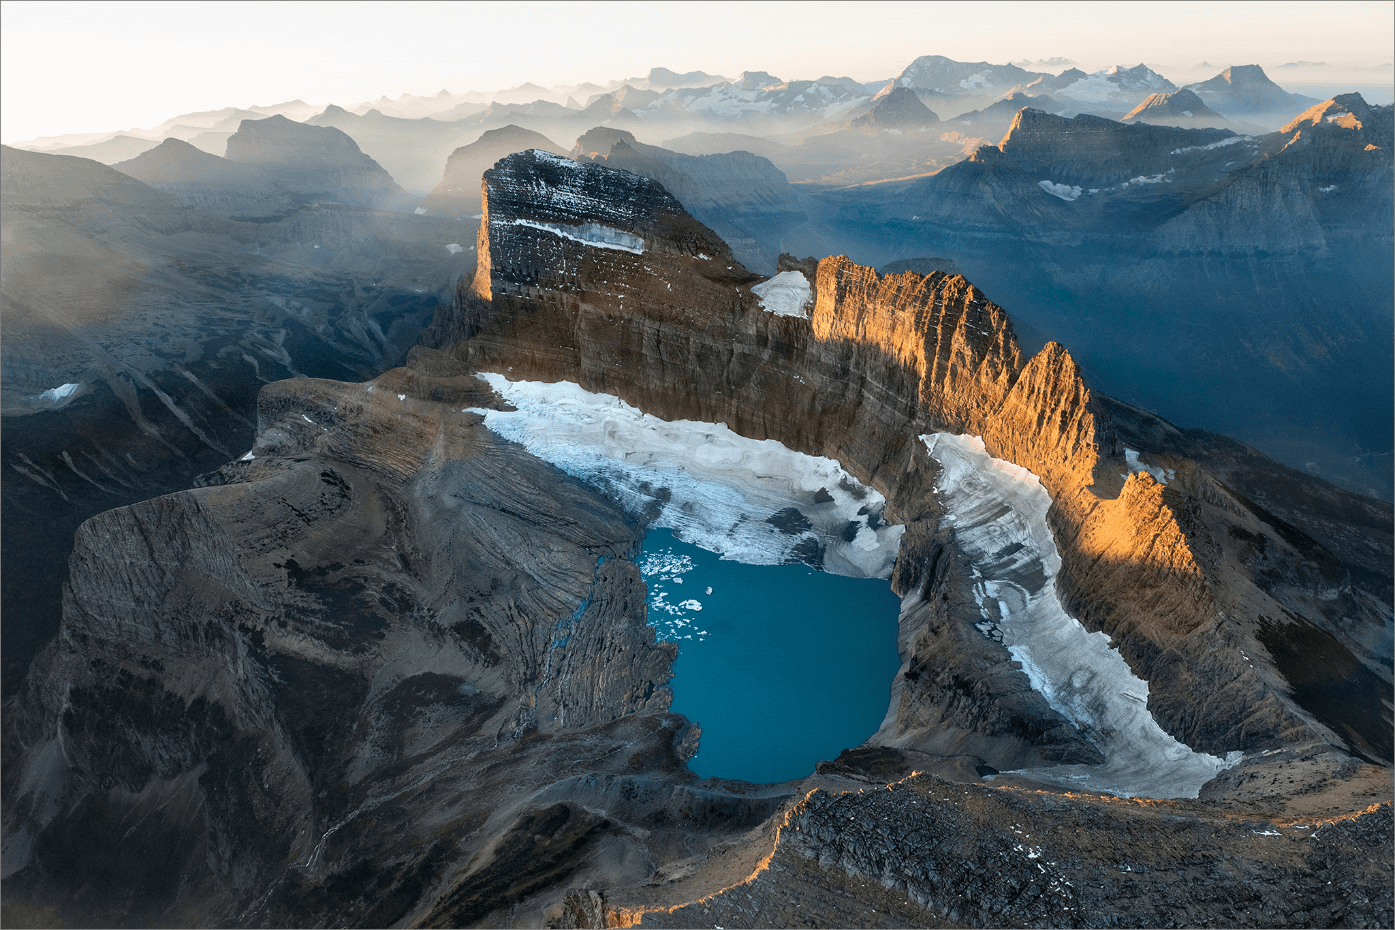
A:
<box><xmin>421</xmin><ymin>125</ymin><xmax>568</xmax><ymax>219</ymax></box>
<box><xmin>3</xmin><ymin>148</ymin><xmax>1388</xmax><ymax>928</ymax></box>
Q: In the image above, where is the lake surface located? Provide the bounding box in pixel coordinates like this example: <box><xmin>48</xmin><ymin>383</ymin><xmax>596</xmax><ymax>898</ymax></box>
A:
<box><xmin>639</xmin><ymin>527</ymin><xmax>903</xmax><ymax>784</ymax></box>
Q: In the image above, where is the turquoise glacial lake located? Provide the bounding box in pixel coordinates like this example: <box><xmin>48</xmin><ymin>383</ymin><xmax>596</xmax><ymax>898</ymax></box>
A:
<box><xmin>639</xmin><ymin>527</ymin><xmax>903</xmax><ymax>784</ymax></box>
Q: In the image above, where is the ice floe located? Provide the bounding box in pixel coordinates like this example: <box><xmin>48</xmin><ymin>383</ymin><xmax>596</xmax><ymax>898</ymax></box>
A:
<box><xmin>751</xmin><ymin>271</ymin><xmax>812</xmax><ymax>318</ymax></box>
<box><xmin>1038</xmin><ymin>180</ymin><xmax>1083</xmax><ymax>201</ymax></box>
<box><xmin>472</xmin><ymin>375</ymin><xmax>904</xmax><ymax>578</ymax></box>
<box><xmin>923</xmin><ymin>432</ymin><xmax>1237</xmax><ymax>798</ymax></box>
<box><xmin>638</xmin><ymin>548</ymin><xmax>709</xmax><ymax>640</ymax></box>
<box><xmin>498</xmin><ymin>218</ymin><xmax>645</xmax><ymax>254</ymax></box>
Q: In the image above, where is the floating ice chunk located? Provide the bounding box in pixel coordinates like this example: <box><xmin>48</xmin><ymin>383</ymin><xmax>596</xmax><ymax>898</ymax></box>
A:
<box><xmin>706</xmin><ymin>586</ymin><xmax>713</xmax><ymax>594</ymax></box>
<box><xmin>473</xmin><ymin>375</ymin><xmax>904</xmax><ymax>578</ymax></box>
<box><xmin>923</xmin><ymin>432</ymin><xmax>1236</xmax><ymax>799</ymax></box>
<box><xmin>751</xmin><ymin>271</ymin><xmax>812</xmax><ymax>318</ymax></box>
<box><xmin>446</xmin><ymin>243</ymin><xmax>463</xmax><ymax>254</ymax></box>
<box><xmin>1123</xmin><ymin>448</ymin><xmax>1169</xmax><ymax>484</ymax></box>
<box><xmin>1038</xmin><ymin>180</ymin><xmax>1082</xmax><ymax>201</ymax></box>
<box><xmin>678</xmin><ymin>599</ymin><xmax>703</xmax><ymax>611</ymax></box>
<box><xmin>414</xmin><ymin>206</ymin><xmax>428</xmax><ymax>215</ymax></box>
<box><xmin>499</xmin><ymin>218</ymin><xmax>644</xmax><ymax>254</ymax></box>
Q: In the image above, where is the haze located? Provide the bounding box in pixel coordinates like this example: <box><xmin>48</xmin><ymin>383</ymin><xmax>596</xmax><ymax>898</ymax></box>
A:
<box><xmin>3</xmin><ymin>0</ymin><xmax>1392</xmax><ymax>143</ymax></box>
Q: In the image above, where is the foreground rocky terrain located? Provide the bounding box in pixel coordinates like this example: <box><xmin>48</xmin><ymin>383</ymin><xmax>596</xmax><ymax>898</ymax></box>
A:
<box><xmin>2</xmin><ymin>150</ymin><xmax>1388</xmax><ymax>928</ymax></box>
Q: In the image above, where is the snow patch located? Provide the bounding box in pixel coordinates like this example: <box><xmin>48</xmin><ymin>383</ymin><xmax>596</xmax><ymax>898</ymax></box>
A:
<box><xmin>751</xmin><ymin>271</ymin><xmax>812</xmax><ymax>318</ymax></box>
<box><xmin>1170</xmin><ymin>135</ymin><xmax>1252</xmax><ymax>155</ymax></box>
<box><xmin>923</xmin><ymin>432</ymin><xmax>1236</xmax><ymax>799</ymax></box>
<box><xmin>499</xmin><ymin>218</ymin><xmax>644</xmax><ymax>254</ymax></box>
<box><xmin>414</xmin><ymin>206</ymin><xmax>428</xmax><ymax>215</ymax></box>
<box><xmin>1123</xmin><ymin>448</ymin><xmax>1173</xmax><ymax>484</ymax></box>
<box><xmin>1039</xmin><ymin>180</ymin><xmax>1082</xmax><ymax>201</ymax></box>
<box><xmin>1126</xmin><ymin>174</ymin><xmax>1167</xmax><ymax>185</ymax></box>
<box><xmin>446</xmin><ymin>243</ymin><xmax>463</xmax><ymax>254</ymax></box>
<box><xmin>38</xmin><ymin>383</ymin><xmax>81</xmax><ymax>402</ymax></box>
<box><xmin>1319</xmin><ymin>184</ymin><xmax>1337</xmax><ymax>192</ymax></box>
<box><xmin>472</xmin><ymin>375</ymin><xmax>904</xmax><ymax>578</ymax></box>
<box><xmin>239</xmin><ymin>451</ymin><xmax>255</xmax><ymax>462</ymax></box>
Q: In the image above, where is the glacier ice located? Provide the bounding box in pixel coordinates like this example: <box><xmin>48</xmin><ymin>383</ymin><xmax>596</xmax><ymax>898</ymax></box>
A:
<box><xmin>751</xmin><ymin>271</ymin><xmax>812</xmax><ymax>318</ymax></box>
<box><xmin>1038</xmin><ymin>180</ymin><xmax>1083</xmax><ymax>201</ymax></box>
<box><xmin>472</xmin><ymin>375</ymin><xmax>904</xmax><ymax>578</ymax></box>
<box><xmin>923</xmin><ymin>432</ymin><xmax>1236</xmax><ymax>798</ymax></box>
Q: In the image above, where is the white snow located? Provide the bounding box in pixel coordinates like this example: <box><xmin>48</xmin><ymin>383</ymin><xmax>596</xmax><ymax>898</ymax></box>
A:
<box><xmin>678</xmin><ymin>599</ymin><xmax>703</xmax><ymax>611</ymax></box>
<box><xmin>1181</xmin><ymin>110</ymin><xmax>1193</xmax><ymax>117</ymax></box>
<box><xmin>1039</xmin><ymin>180</ymin><xmax>1083</xmax><ymax>201</ymax></box>
<box><xmin>239</xmin><ymin>451</ymin><xmax>255</xmax><ymax>461</ymax></box>
<box><xmin>472</xmin><ymin>375</ymin><xmax>904</xmax><ymax>578</ymax></box>
<box><xmin>1170</xmin><ymin>135</ymin><xmax>1253</xmax><ymax>155</ymax></box>
<box><xmin>1126</xmin><ymin>174</ymin><xmax>1168</xmax><ymax>185</ymax></box>
<box><xmin>414</xmin><ymin>207</ymin><xmax>428</xmax><ymax>215</ymax></box>
<box><xmin>1123</xmin><ymin>448</ymin><xmax>1173</xmax><ymax>484</ymax></box>
<box><xmin>698</xmin><ymin>253</ymin><xmax>711</xmax><ymax>260</ymax></box>
<box><xmin>1319</xmin><ymin>184</ymin><xmax>1337</xmax><ymax>192</ymax></box>
<box><xmin>301</xmin><ymin>414</ymin><xmax>314</xmax><ymax>424</ymax></box>
<box><xmin>397</xmin><ymin>394</ymin><xmax>406</xmax><ymax>401</ymax></box>
<box><xmin>751</xmin><ymin>271</ymin><xmax>812</xmax><ymax>318</ymax></box>
<box><xmin>923</xmin><ymin>432</ymin><xmax>1236</xmax><ymax>798</ymax></box>
<box><xmin>38</xmin><ymin>383</ymin><xmax>81</xmax><ymax>402</ymax></box>
<box><xmin>446</xmin><ymin>243</ymin><xmax>463</xmax><ymax>254</ymax></box>
<box><xmin>498</xmin><ymin>218</ymin><xmax>644</xmax><ymax>254</ymax></box>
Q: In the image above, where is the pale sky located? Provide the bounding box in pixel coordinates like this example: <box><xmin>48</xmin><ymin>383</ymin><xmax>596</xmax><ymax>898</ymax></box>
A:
<box><xmin>3</xmin><ymin>0</ymin><xmax>1392</xmax><ymax>143</ymax></box>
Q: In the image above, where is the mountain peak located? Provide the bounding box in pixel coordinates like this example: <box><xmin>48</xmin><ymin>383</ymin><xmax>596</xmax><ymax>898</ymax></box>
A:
<box><xmin>851</xmin><ymin>86</ymin><xmax>940</xmax><ymax>130</ymax></box>
<box><xmin>733</xmin><ymin>71</ymin><xmax>780</xmax><ymax>90</ymax></box>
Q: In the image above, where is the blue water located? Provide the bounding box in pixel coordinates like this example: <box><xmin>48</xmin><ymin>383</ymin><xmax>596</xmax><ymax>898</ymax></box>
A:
<box><xmin>639</xmin><ymin>527</ymin><xmax>903</xmax><ymax>784</ymax></box>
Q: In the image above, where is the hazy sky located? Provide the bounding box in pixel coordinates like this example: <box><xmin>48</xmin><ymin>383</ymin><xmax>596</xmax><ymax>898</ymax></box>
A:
<box><xmin>3</xmin><ymin>0</ymin><xmax>1392</xmax><ymax>142</ymax></box>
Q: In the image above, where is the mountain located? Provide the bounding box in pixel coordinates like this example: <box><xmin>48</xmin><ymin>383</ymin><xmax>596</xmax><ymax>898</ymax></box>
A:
<box><xmin>847</xmin><ymin>85</ymin><xmax>941</xmax><ymax>130</ymax></box>
<box><xmin>641</xmin><ymin>66</ymin><xmax>727</xmax><ymax>89</ymax></box>
<box><xmin>114</xmin><ymin>137</ymin><xmax>296</xmax><ymax>220</ymax></box>
<box><xmin>943</xmin><ymin>92</ymin><xmax>1066</xmax><ymax>141</ymax></box>
<box><xmin>1038</xmin><ymin>63</ymin><xmax>1176</xmax><ymax>114</ymax></box>
<box><xmin>5</xmin><ymin>148</ymin><xmax>1388</xmax><ymax>927</ymax></box>
<box><xmin>305</xmin><ymin>104</ymin><xmax>488</xmax><ymax>194</ymax></box>
<box><xmin>811</xmin><ymin>97</ymin><xmax>1394</xmax><ymax>496</ymax></box>
<box><xmin>27</xmin><ymin>133</ymin><xmax>161</xmax><ymax>164</ymax></box>
<box><xmin>1183</xmin><ymin>64</ymin><xmax>1321</xmax><ymax>128</ymax></box>
<box><xmin>420</xmin><ymin>125</ymin><xmax>568</xmax><ymax>219</ymax></box>
<box><xmin>225</xmin><ymin>114</ymin><xmax>415</xmax><ymax>210</ymax></box>
<box><xmin>1122</xmin><ymin>88</ymin><xmax>1262</xmax><ymax>132</ymax></box>
<box><xmin>891</xmin><ymin>54</ymin><xmax>1048</xmax><ymax>98</ymax></box>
